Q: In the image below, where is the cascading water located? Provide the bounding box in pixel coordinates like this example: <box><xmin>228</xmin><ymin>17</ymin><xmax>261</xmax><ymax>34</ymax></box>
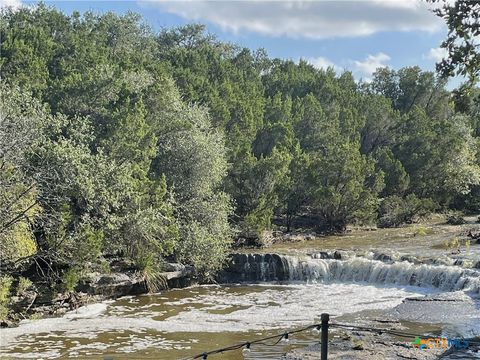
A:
<box><xmin>3</xmin><ymin>253</ymin><xmax>480</xmax><ymax>359</ymax></box>
<box><xmin>221</xmin><ymin>253</ymin><xmax>480</xmax><ymax>294</ymax></box>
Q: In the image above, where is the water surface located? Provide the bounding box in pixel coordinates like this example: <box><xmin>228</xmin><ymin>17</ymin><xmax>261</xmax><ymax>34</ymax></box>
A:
<box><xmin>0</xmin><ymin>283</ymin><xmax>437</xmax><ymax>359</ymax></box>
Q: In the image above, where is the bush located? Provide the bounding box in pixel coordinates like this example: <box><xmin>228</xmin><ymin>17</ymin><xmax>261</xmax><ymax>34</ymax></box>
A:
<box><xmin>443</xmin><ymin>238</ymin><xmax>460</xmax><ymax>250</ymax></box>
<box><xmin>414</xmin><ymin>226</ymin><xmax>434</xmax><ymax>236</ymax></box>
<box><xmin>446</xmin><ymin>214</ymin><xmax>466</xmax><ymax>225</ymax></box>
<box><xmin>378</xmin><ymin>194</ymin><xmax>435</xmax><ymax>228</ymax></box>
<box><xmin>61</xmin><ymin>267</ymin><xmax>81</xmax><ymax>293</ymax></box>
<box><xmin>175</xmin><ymin>220</ymin><xmax>231</xmax><ymax>281</ymax></box>
<box><xmin>134</xmin><ymin>252</ymin><xmax>167</xmax><ymax>293</ymax></box>
<box><xmin>0</xmin><ymin>276</ymin><xmax>13</xmax><ymax>320</ymax></box>
<box><xmin>16</xmin><ymin>277</ymin><xmax>33</xmax><ymax>296</ymax></box>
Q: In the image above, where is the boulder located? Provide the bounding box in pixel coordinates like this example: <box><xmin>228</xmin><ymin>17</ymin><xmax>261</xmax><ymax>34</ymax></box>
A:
<box><xmin>373</xmin><ymin>252</ymin><xmax>394</xmax><ymax>263</ymax></box>
<box><xmin>76</xmin><ymin>272</ymin><xmax>147</xmax><ymax>297</ymax></box>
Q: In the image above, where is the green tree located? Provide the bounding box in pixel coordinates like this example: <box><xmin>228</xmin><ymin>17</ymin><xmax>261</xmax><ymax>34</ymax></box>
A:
<box><xmin>152</xmin><ymin>92</ymin><xmax>232</xmax><ymax>279</ymax></box>
<box><xmin>428</xmin><ymin>0</ymin><xmax>480</xmax><ymax>84</ymax></box>
<box><xmin>309</xmin><ymin>142</ymin><xmax>383</xmax><ymax>231</ymax></box>
<box><xmin>394</xmin><ymin>107</ymin><xmax>480</xmax><ymax>204</ymax></box>
<box><xmin>370</xmin><ymin>67</ymin><xmax>450</xmax><ymax>117</ymax></box>
<box><xmin>0</xmin><ymin>84</ymin><xmax>44</xmax><ymax>263</ymax></box>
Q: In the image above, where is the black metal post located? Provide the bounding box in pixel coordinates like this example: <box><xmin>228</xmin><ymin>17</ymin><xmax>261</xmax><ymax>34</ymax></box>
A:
<box><xmin>321</xmin><ymin>313</ymin><xmax>329</xmax><ymax>360</ymax></box>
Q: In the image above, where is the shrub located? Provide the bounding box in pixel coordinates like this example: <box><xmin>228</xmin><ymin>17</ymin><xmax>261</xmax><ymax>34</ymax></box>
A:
<box><xmin>16</xmin><ymin>277</ymin><xmax>33</xmax><ymax>296</ymax></box>
<box><xmin>175</xmin><ymin>220</ymin><xmax>231</xmax><ymax>281</ymax></box>
<box><xmin>414</xmin><ymin>226</ymin><xmax>434</xmax><ymax>236</ymax></box>
<box><xmin>446</xmin><ymin>214</ymin><xmax>466</xmax><ymax>225</ymax></box>
<box><xmin>378</xmin><ymin>194</ymin><xmax>435</xmax><ymax>228</ymax></box>
<box><xmin>62</xmin><ymin>267</ymin><xmax>81</xmax><ymax>293</ymax></box>
<box><xmin>0</xmin><ymin>276</ymin><xmax>13</xmax><ymax>320</ymax></box>
<box><xmin>134</xmin><ymin>252</ymin><xmax>167</xmax><ymax>293</ymax></box>
<box><xmin>444</xmin><ymin>238</ymin><xmax>460</xmax><ymax>250</ymax></box>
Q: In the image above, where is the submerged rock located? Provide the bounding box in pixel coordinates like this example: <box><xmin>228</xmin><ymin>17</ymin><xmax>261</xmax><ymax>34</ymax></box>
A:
<box><xmin>391</xmin><ymin>292</ymin><xmax>480</xmax><ymax>326</ymax></box>
<box><xmin>400</xmin><ymin>255</ymin><xmax>419</xmax><ymax>263</ymax></box>
<box><xmin>372</xmin><ymin>252</ymin><xmax>394</xmax><ymax>263</ymax></box>
<box><xmin>310</xmin><ymin>251</ymin><xmax>332</xmax><ymax>259</ymax></box>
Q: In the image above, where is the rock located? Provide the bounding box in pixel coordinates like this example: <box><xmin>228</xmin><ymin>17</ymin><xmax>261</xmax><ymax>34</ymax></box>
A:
<box><xmin>54</xmin><ymin>307</ymin><xmax>68</xmax><ymax>316</ymax></box>
<box><xmin>259</xmin><ymin>230</ymin><xmax>275</xmax><ymax>247</ymax></box>
<box><xmin>76</xmin><ymin>272</ymin><xmax>147</xmax><ymax>297</ymax></box>
<box><xmin>454</xmin><ymin>259</ymin><xmax>475</xmax><ymax>268</ymax></box>
<box><xmin>333</xmin><ymin>251</ymin><xmax>343</xmax><ymax>260</ymax></box>
<box><xmin>163</xmin><ymin>265</ymin><xmax>195</xmax><ymax>288</ymax></box>
<box><xmin>97</xmin><ymin>273</ymin><xmax>131</xmax><ymax>285</ymax></box>
<box><xmin>284</xmin><ymin>330</ymin><xmax>447</xmax><ymax>359</ymax></box>
<box><xmin>217</xmin><ymin>253</ymin><xmax>291</xmax><ymax>282</ymax></box>
<box><xmin>446</xmin><ymin>215</ymin><xmax>466</xmax><ymax>225</ymax></box>
<box><xmin>392</xmin><ymin>292</ymin><xmax>478</xmax><ymax>325</ymax></box>
<box><xmin>163</xmin><ymin>263</ymin><xmax>186</xmax><ymax>272</ymax></box>
<box><xmin>400</xmin><ymin>255</ymin><xmax>418</xmax><ymax>264</ymax></box>
<box><xmin>310</xmin><ymin>251</ymin><xmax>331</xmax><ymax>259</ymax></box>
<box><xmin>0</xmin><ymin>319</ymin><xmax>15</xmax><ymax>328</ymax></box>
<box><xmin>109</xmin><ymin>259</ymin><xmax>135</xmax><ymax>272</ymax></box>
<box><xmin>10</xmin><ymin>291</ymin><xmax>37</xmax><ymax>313</ymax></box>
<box><xmin>434</xmin><ymin>257</ymin><xmax>454</xmax><ymax>266</ymax></box>
<box><xmin>373</xmin><ymin>252</ymin><xmax>394</xmax><ymax>263</ymax></box>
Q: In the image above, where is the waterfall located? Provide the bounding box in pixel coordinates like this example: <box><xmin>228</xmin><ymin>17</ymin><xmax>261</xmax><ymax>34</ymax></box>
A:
<box><xmin>220</xmin><ymin>253</ymin><xmax>480</xmax><ymax>294</ymax></box>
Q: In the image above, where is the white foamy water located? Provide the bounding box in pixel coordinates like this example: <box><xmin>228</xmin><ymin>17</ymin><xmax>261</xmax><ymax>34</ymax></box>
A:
<box><xmin>3</xmin><ymin>252</ymin><xmax>480</xmax><ymax>359</ymax></box>
<box><xmin>0</xmin><ymin>283</ymin><xmax>433</xmax><ymax>358</ymax></box>
<box><xmin>237</xmin><ymin>254</ymin><xmax>480</xmax><ymax>294</ymax></box>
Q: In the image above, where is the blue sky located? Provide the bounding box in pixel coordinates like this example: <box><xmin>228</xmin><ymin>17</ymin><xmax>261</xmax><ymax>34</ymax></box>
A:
<box><xmin>6</xmin><ymin>0</ymin><xmax>459</xmax><ymax>86</ymax></box>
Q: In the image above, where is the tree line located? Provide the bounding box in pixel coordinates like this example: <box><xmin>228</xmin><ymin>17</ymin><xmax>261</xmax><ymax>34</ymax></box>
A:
<box><xmin>0</xmin><ymin>5</ymin><xmax>479</xmax><ymax>295</ymax></box>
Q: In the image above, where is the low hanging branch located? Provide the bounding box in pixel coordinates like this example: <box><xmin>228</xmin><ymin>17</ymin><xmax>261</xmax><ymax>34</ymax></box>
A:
<box><xmin>0</xmin><ymin>200</ymin><xmax>39</xmax><ymax>234</ymax></box>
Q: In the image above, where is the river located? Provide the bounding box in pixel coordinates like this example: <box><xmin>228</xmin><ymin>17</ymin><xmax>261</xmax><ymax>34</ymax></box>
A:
<box><xmin>1</xmin><ymin>218</ymin><xmax>479</xmax><ymax>359</ymax></box>
<box><xmin>0</xmin><ymin>283</ymin><xmax>446</xmax><ymax>359</ymax></box>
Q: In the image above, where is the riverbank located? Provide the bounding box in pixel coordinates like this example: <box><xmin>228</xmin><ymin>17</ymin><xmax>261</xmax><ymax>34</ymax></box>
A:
<box><xmin>4</xmin><ymin>214</ymin><xmax>479</xmax><ymax>327</ymax></box>
<box><xmin>285</xmin><ymin>292</ymin><xmax>480</xmax><ymax>359</ymax></box>
<box><xmin>2</xmin><ymin>215</ymin><xmax>479</xmax><ymax>359</ymax></box>
<box><xmin>284</xmin><ymin>331</ymin><xmax>454</xmax><ymax>360</ymax></box>
<box><xmin>238</xmin><ymin>214</ymin><xmax>480</xmax><ymax>260</ymax></box>
<box><xmin>2</xmin><ymin>262</ymin><xmax>196</xmax><ymax>328</ymax></box>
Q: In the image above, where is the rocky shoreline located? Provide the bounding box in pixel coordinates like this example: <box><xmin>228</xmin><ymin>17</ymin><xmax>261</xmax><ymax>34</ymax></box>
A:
<box><xmin>284</xmin><ymin>331</ymin><xmax>452</xmax><ymax>360</ymax></box>
<box><xmin>3</xmin><ymin>262</ymin><xmax>196</xmax><ymax>328</ymax></box>
<box><xmin>284</xmin><ymin>289</ymin><xmax>480</xmax><ymax>359</ymax></box>
<box><xmin>6</xmin><ymin>244</ymin><xmax>479</xmax><ymax>326</ymax></box>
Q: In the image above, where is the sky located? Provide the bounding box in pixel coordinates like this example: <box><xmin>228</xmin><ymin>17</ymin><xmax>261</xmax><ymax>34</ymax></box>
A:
<box><xmin>1</xmin><ymin>0</ymin><xmax>460</xmax><ymax>86</ymax></box>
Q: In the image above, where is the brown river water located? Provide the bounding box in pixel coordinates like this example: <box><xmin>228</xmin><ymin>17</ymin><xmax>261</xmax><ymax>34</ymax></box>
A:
<box><xmin>1</xmin><ymin>282</ymin><xmax>478</xmax><ymax>359</ymax></box>
<box><xmin>1</xmin><ymin>216</ymin><xmax>479</xmax><ymax>359</ymax></box>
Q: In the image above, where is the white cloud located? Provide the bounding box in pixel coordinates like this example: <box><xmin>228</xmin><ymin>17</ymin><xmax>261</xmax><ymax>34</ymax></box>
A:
<box><xmin>304</xmin><ymin>56</ymin><xmax>342</xmax><ymax>72</ymax></box>
<box><xmin>300</xmin><ymin>53</ymin><xmax>390</xmax><ymax>80</ymax></box>
<box><xmin>354</xmin><ymin>52</ymin><xmax>391</xmax><ymax>74</ymax></box>
<box><xmin>354</xmin><ymin>52</ymin><xmax>391</xmax><ymax>79</ymax></box>
<box><xmin>143</xmin><ymin>0</ymin><xmax>444</xmax><ymax>39</ymax></box>
<box><xmin>0</xmin><ymin>0</ymin><xmax>22</xmax><ymax>10</ymax></box>
<box><xmin>425</xmin><ymin>47</ymin><xmax>447</xmax><ymax>62</ymax></box>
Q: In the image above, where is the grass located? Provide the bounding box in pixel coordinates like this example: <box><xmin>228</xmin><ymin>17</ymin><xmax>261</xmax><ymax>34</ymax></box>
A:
<box><xmin>135</xmin><ymin>253</ymin><xmax>168</xmax><ymax>293</ymax></box>
<box><xmin>414</xmin><ymin>226</ymin><xmax>435</xmax><ymax>236</ymax></box>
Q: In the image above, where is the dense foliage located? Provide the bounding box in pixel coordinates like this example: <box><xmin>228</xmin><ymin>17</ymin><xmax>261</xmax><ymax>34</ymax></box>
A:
<box><xmin>1</xmin><ymin>5</ymin><xmax>479</xmax><ymax>294</ymax></box>
<box><xmin>429</xmin><ymin>0</ymin><xmax>480</xmax><ymax>84</ymax></box>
